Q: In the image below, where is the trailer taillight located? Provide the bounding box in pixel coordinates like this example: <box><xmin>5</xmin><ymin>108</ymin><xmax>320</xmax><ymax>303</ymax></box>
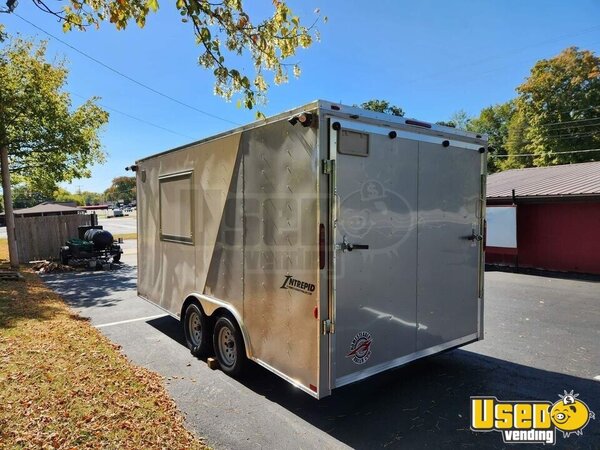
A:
<box><xmin>319</xmin><ymin>223</ymin><xmax>326</xmax><ymax>270</ymax></box>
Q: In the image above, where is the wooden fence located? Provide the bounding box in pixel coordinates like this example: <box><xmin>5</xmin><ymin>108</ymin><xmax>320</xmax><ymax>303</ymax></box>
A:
<box><xmin>14</xmin><ymin>214</ymin><xmax>91</xmax><ymax>262</ymax></box>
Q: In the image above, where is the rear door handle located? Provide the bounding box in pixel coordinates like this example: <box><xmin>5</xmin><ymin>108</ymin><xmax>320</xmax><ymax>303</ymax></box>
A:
<box><xmin>348</xmin><ymin>244</ymin><xmax>369</xmax><ymax>251</ymax></box>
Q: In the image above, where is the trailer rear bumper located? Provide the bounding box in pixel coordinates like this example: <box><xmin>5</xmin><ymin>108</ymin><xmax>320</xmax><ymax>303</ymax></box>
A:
<box><xmin>335</xmin><ymin>332</ymin><xmax>479</xmax><ymax>389</ymax></box>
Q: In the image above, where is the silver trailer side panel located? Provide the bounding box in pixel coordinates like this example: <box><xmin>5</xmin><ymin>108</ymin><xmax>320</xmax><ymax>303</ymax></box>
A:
<box><xmin>137</xmin><ymin>117</ymin><xmax>322</xmax><ymax>395</ymax></box>
<box><xmin>138</xmin><ymin>133</ymin><xmax>242</xmax><ymax>316</ymax></box>
<box><xmin>241</xmin><ymin>119</ymin><xmax>320</xmax><ymax>392</ymax></box>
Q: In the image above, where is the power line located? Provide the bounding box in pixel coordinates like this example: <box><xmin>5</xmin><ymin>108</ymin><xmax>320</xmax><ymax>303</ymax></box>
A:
<box><xmin>546</xmin><ymin>122</ymin><xmax>600</xmax><ymax>131</ymax></box>
<box><xmin>13</xmin><ymin>13</ymin><xmax>241</xmax><ymax>127</ymax></box>
<box><xmin>492</xmin><ymin>148</ymin><xmax>600</xmax><ymax>158</ymax></box>
<box><xmin>71</xmin><ymin>93</ymin><xmax>195</xmax><ymax>139</ymax></box>
<box><xmin>541</xmin><ymin>115</ymin><xmax>600</xmax><ymax>128</ymax></box>
<box><xmin>506</xmin><ymin>131</ymin><xmax>600</xmax><ymax>146</ymax></box>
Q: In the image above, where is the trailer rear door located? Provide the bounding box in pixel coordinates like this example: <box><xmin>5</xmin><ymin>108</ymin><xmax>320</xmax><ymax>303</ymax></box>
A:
<box><xmin>329</xmin><ymin>120</ymin><xmax>419</xmax><ymax>387</ymax></box>
<box><xmin>329</xmin><ymin>119</ymin><xmax>483</xmax><ymax>388</ymax></box>
<box><xmin>416</xmin><ymin>142</ymin><xmax>482</xmax><ymax>350</ymax></box>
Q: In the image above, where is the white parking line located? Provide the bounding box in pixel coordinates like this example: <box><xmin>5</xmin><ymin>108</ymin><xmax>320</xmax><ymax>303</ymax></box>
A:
<box><xmin>95</xmin><ymin>314</ymin><xmax>168</xmax><ymax>329</ymax></box>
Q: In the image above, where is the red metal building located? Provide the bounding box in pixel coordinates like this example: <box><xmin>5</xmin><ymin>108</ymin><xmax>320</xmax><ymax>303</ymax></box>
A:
<box><xmin>486</xmin><ymin>161</ymin><xmax>600</xmax><ymax>275</ymax></box>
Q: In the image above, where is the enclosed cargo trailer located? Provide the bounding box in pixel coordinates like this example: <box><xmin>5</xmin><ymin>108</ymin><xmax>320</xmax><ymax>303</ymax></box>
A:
<box><xmin>135</xmin><ymin>100</ymin><xmax>487</xmax><ymax>399</ymax></box>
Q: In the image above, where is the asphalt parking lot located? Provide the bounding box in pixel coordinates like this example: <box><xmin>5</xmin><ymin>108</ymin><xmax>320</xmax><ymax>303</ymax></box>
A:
<box><xmin>42</xmin><ymin>243</ymin><xmax>600</xmax><ymax>449</ymax></box>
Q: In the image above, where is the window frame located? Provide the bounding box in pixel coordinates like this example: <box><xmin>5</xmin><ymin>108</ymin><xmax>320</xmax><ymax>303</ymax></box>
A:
<box><xmin>158</xmin><ymin>170</ymin><xmax>195</xmax><ymax>245</ymax></box>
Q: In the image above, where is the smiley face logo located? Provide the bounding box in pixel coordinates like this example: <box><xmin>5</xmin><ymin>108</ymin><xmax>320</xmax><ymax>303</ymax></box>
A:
<box><xmin>550</xmin><ymin>390</ymin><xmax>595</xmax><ymax>437</ymax></box>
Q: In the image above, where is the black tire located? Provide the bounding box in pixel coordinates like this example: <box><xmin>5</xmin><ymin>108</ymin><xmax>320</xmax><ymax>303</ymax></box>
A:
<box><xmin>182</xmin><ymin>303</ymin><xmax>212</xmax><ymax>357</ymax></box>
<box><xmin>112</xmin><ymin>253</ymin><xmax>121</xmax><ymax>263</ymax></box>
<box><xmin>213</xmin><ymin>315</ymin><xmax>246</xmax><ymax>377</ymax></box>
<box><xmin>59</xmin><ymin>248</ymin><xmax>70</xmax><ymax>265</ymax></box>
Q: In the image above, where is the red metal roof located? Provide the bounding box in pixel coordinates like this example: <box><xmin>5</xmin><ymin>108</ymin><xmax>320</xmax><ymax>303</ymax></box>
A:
<box><xmin>487</xmin><ymin>161</ymin><xmax>600</xmax><ymax>200</ymax></box>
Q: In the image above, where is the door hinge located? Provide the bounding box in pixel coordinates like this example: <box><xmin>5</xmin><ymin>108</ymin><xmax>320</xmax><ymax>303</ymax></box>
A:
<box><xmin>322</xmin><ymin>159</ymin><xmax>334</xmax><ymax>175</ymax></box>
<box><xmin>322</xmin><ymin>319</ymin><xmax>335</xmax><ymax>334</ymax></box>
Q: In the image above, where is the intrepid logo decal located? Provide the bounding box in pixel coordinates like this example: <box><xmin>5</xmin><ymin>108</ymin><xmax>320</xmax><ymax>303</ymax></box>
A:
<box><xmin>280</xmin><ymin>275</ymin><xmax>315</xmax><ymax>295</ymax></box>
<box><xmin>346</xmin><ymin>331</ymin><xmax>373</xmax><ymax>365</ymax></box>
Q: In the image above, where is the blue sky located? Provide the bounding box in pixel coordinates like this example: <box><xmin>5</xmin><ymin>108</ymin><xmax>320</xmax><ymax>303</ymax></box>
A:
<box><xmin>2</xmin><ymin>0</ymin><xmax>600</xmax><ymax>192</ymax></box>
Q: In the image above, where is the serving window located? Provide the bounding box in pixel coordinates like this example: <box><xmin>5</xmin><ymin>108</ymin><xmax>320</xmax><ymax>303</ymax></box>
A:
<box><xmin>159</xmin><ymin>171</ymin><xmax>194</xmax><ymax>244</ymax></box>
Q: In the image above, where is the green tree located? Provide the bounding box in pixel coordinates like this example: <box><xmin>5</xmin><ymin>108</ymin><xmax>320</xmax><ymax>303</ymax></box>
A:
<box><xmin>0</xmin><ymin>30</ymin><xmax>108</xmax><ymax>265</ymax></box>
<box><xmin>436</xmin><ymin>110</ymin><xmax>471</xmax><ymax>130</ymax></box>
<box><xmin>104</xmin><ymin>176</ymin><xmax>136</xmax><ymax>204</ymax></box>
<box><xmin>468</xmin><ymin>101</ymin><xmax>516</xmax><ymax>173</ymax></box>
<box><xmin>79</xmin><ymin>190</ymin><xmax>104</xmax><ymax>205</ymax></box>
<box><xmin>7</xmin><ymin>1</ymin><xmax>322</xmax><ymax>113</ymax></box>
<box><xmin>509</xmin><ymin>47</ymin><xmax>600</xmax><ymax>168</ymax></box>
<box><xmin>358</xmin><ymin>99</ymin><xmax>404</xmax><ymax>117</ymax></box>
<box><xmin>53</xmin><ymin>187</ymin><xmax>83</xmax><ymax>205</ymax></box>
<box><xmin>448</xmin><ymin>110</ymin><xmax>471</xmax><ymax>130</ymax></box>
<box><xmin>10</xmin><ymin>185</ymin><xmax>49</xmax><ymax>208</ymax></box>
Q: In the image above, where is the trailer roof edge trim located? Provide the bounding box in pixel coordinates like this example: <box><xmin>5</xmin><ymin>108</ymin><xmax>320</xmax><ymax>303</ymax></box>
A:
<box><xmin>136</xmin><ymin>99</ymin><xmax>487</xmax><ymax>163</ymax></box>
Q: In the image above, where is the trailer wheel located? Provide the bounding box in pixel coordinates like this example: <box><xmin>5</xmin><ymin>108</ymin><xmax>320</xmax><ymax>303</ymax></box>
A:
<box><xmin>213</xmin><ymin>315</ymin><xmax>246</xmax><ymax>376</ymax></box>
<box><xmin>112</xmin><ymin>253</ymin><xmax>121</xmax><ymax>263</ymax></box>
<box><xmin>183</xmin><ymin>303</ymin><xmax>211</xmax><ymax>357</ymax></box>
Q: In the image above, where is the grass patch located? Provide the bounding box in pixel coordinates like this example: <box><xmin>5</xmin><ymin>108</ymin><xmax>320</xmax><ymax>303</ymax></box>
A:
<box><xmin>0</xmin><ymin>270</ymin><xmax>206</xmax><ymax>448</ymax></box>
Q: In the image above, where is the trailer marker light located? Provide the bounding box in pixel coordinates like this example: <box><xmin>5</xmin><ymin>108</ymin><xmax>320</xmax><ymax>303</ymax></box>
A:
<box><xmin>309</xmin><ymin>384</ymin><xmax>317</xmax><ymax>392</ymax></box>
<box><xmin>405</xmin><ymin>119</ymin><xmax>432</xmax><ymax>129</ymax></box>
<box><xmin>313</xmin><ymin>306</ymin><xmax>318</xmax><ymax>319</ymax></box>
<box><xmin>388</xmin><ymin>131</ymin><xmax>397</xmax><ymax>139</ymax></box>
<box><xmin>442</xmin><ymin>140</ymin><xmax>450</xmax><ymax>147</ymax></box>
<box><xmin>298</xmin><ymin>112</ymin><xmax>313</xmax><ymax>127</ymax></box>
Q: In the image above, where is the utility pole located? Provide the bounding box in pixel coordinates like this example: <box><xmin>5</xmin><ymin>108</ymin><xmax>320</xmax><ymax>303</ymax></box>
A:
<box><xmin>1</xmin><ymin>145</ymin><xmax>19</xmax><ymax>268</ymax></box>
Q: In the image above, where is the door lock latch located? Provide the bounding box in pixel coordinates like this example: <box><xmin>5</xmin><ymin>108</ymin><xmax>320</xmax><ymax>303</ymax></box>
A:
<box><xmin>463</xmin><ymin>231</ymin><xmax>483</xmax><ymax>242</ymax></box>
<box><xmin>337</xmin><ymin>235</ymin><xmax>370</xmax><ymax>252</ymax></box>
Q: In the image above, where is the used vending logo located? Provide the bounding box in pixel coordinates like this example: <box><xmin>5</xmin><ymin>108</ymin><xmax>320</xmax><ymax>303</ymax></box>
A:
<box><xmin>280</xmin><ymin>275</ymin><xmax>315</xmax><ymax>295</ymax></box>
<box><xmin>471</xmin><ymin>391</ymin><xmax>595</xmax><ymax>445</ymax></box>
<box><xmin>346</xmin><ymin>331</ymin><xmax>373</xmax><ymax>365</ymax></box>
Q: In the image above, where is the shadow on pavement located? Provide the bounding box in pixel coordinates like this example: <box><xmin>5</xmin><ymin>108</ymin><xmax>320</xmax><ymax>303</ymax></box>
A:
<box><xmin>147</xmin><ymin>315</ymin><xmax>600</xmax><ymax>449</ymax></box>
<box><xmin>41</xmin><ymin>263</ymin><xmax>137</xmax><ymax>308</ymax></box>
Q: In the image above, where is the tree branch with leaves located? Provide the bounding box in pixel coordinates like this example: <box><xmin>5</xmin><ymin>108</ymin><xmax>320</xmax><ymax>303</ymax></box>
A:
<box><xmin>9</xmin><ymin>0</ymin><xmax>324</xmax><ymax>114</ymax></box>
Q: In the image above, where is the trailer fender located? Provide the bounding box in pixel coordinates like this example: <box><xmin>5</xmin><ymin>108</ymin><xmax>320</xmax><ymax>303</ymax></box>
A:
<box><xmin>182</xmin><ymin>293</ymin><xmax>253</xmax><ymax>359</ymax></box>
